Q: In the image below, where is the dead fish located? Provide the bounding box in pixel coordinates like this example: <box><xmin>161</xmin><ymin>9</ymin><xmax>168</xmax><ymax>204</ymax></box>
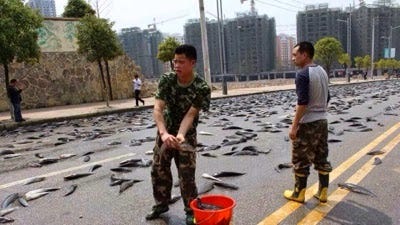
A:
<box><xmin>367</xmin><ymin>150</ymin><xmax>385</xmax><ymax>155</ymax></box>
<box><xmin>24</xmin><ymin>192</ymin><xmax>49</xmax><ymax>201</ymax></box>
<box><xmin>0</xmin><ymin>216</ymin><xmax>14</xmax><ymax>223</ymax></box>
<box><xmin>64</xmin><ymin>184</ymin><xmax>78</xmax><ymax>197</ymax></box>
<box><xmin>196</xmin><ymin>197</ymin><xmax>222</xmax><ymax>210</ymax></box>
<box><xmin>1</xmin><ymin>193</ymin><xmax>19</xmax><ymax>209</ymax></box>
<box><xmin>24</xmin><ymin>188</ymin><xmax>59</xmax><ymax>198</ymax></box>
<box><xmin>110</xmin><ymin>174</ymin><xmax>131</xmax><ymax>186</ymax></box>
<box><xmin>17</xmin><ymin>197</ymin><xmax>28</xmax><ymax>207</ymax></box>
<box><xmin>3</xmin><ymin>154</ymin><xmax>22</xmax><ymax>159</ymax></box>
<box><xmin>201</xmin><ymin>153</ymin><xmax>218</xmax><ymax>158</ymax></box>
<box><xmin>59</xmin><ymin>153</ymin><xmax>76</xmax><ymax>159</ymax></box>
<box><xmin>0</xmin><ymin>207</ymin><xmax>18</xmax><ymax>217</ymax></box>
<box><xmin>119</xmin><ymin>179</ymin><xmax>143</xmax><ymax>194</ymax></box>
<box><xmin>135</xmin><ymin>159</ymin><xmax>152</xmax><ymax>167</ymax></box>
<box><xmin>213</xmin><ymin>181</ymin><xmax>239</xmax><ymax>190</ymax></box>
<box><xmin>64</xmin><ymin>172</ymin><xmax>93</xmax><ymax>181</ymax></box>
<box><xmin>222</xmin><ymin>126</ymin><xmax>243</xmax><ymax>130</ymax></box>
<box><xmin>212</xmin><ymin>171</ymin><xmax>246</xmax><ymax>178</ymax></box>
<box><xmin>108</xmin><ymin>141</ymin><xmax>122</xmax><ymax>146</ymax></box>
<box><xmin>34</xmin><ymin>153</ymin><xmax>45</xmax><ymax>159</ymax></box>
<box><xmin>338</xmin><ymin>183</ymin><xmax>376</xmax><ymax>197</ymax></box>
<box><xmin>24</xmin><ymin>176</ymin><xmax>46</xmax><ymax>185</ymax></box>
<box><xmin>82</xmin><ymin>155</ymin><xmax>91</xmax><ymax>162</ymax></box>
<box><xmin>232</xmin><ymin>150</ymin><xmax>258</xmax><ymax>156</ymax></box>
<box><xmin>82</xmin><ymin>151</ymin><xmax>94</xmax><ymax>156</ymax></box>
<box><xmin>0</xmin><ymin>150</ymin><xmax>15</xmax><ymax>156</ymax></box>
<box><xmin>38</xmin><ymin>157</ymin><xmax>59</xmax><ymax>165</ymax></box>
<box><xmin>201</xmin><ymin>173</ymin><xmax>223</xmax><ymax>182</ymax></box>
<box><xmin>328</xmin><ymin>139</ymin><xmax>342</xmax><ymax>143</ymax></box>
<box><xmin>89</xmin><ymin>164</ymin><xmax>102</xmax><ymax>172</ymax></box>
<box><xmin>199</xmin><ymin>131</ymin><xmax>214</xmax><ymax>136</ymax></box>
<box><xmin>372</xmin><ymin>157</ymin><xmax>382</xmax><ymax>165</ymax></box>
<box><xmin>110</xmin><ymin>167</ymin><xmax>132</xmax><ymax>173</ymax></box>
<box><xmin>169</xmin><ymin>194</ymin><xmax>182</xmax><ymax>204</ymax></box>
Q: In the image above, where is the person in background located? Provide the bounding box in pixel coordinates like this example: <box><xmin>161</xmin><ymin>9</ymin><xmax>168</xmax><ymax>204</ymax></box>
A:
<box><xmin>145</xmin><ymin>44</ymin><xmax>211</xmax><ymax>225</ymax></box>
<box><xmin>7</xmin><ymin>79</ymin><xmax>26</xmax><ymax>122</ymax></box>
<box><xmin>133</xmin><ymin>74</ymin><xmax>145</xmax><ymax>106</ymax></box>
<box><xmin>284</xmin><ymin>41</ymin><xmax>332</xmax><ymax>204</ymax></box>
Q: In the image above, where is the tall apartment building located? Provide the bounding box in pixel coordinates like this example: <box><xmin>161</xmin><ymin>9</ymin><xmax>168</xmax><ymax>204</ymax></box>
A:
<box><xmin>184</xmin><ymin>13</ymin><xmax>276</xmax><ymax>81</ymax></box>
<box><xmin>184</xmin><ymin>19</ymin><xmax>221</xmax><ymax>80</ymax></box>
<box><xmin>297</xmin><ymin>2</ymin><xmax>400</xmax><ymax>62</ymax></box>
<box><xmin>276</xmin><ymin>34</ymin><xmax>296</xmax><ymax>71</ymax></box>
<box><xmin>118</xmin><ymin>27</ymin><xmax>164</xmax><ymax>78</ymax></box>
<box><xmin>225</xmin><ymin>13</ymin><xmax>276</xmax><ymax>77</ymax></box>
<box><xmin>27</xmin><ymin>0</ymin><xmax>56</xmax><ymax>17</ymax></box>
<box><xmin>352</xmin><ymin>4</ymin><xmax>400</xmax><ymax>60</ymax></box>
<box><xmin>297</xmin><ymin>3</ymin><xmax>348</xmax><ymax>52</ymax></box>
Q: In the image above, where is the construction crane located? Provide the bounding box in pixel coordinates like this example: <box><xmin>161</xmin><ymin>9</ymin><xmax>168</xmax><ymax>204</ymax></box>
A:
<box><xmin>240</xmin><ymin>0</ymin><xmax>256</xmax><ymax>15</ymax></box>
<box><xmin>147</xmin><ymin>15</ymin><xmax>187</xmax><ymax>31</ymax></box>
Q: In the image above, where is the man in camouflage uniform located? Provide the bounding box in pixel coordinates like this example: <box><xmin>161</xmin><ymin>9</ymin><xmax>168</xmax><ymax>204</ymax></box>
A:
<box><xmin>284</xmin><ymin>41</ymin><xmax>332</xmax><ymax>203</ymax></box>
<box><xmin>145</xmin><ymin>44</ymin><xmax>211</xmax><ymax>224</ymax></box>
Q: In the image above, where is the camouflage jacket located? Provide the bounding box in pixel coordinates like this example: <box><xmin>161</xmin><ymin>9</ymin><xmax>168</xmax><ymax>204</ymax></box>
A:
<box><xmin>155</xmin><ymin>72</ymin><xmax>211</xmax><ymax>135</ymax></box>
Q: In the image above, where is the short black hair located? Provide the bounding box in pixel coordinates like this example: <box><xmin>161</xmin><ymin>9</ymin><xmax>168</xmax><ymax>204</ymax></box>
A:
<box><xmin>174</xmin><ymin>44</ymin><xmax>197</xmax><ymax>61</ymax></box>
<box><xmin>10</xmin><ymin>79</ymin><xmax>17</xmax><ymax>83</ymax></box>
<box><xmin>294</xmin><ymin>41</ymin><xmax>315</xmax><ymax>59</ymax></box>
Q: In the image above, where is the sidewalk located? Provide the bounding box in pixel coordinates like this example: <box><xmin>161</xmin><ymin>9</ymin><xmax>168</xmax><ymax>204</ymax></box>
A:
<box><xmin>0</xmin><ymin>78</ymin><xmax>383</xmax><ymax>130</ymax></box>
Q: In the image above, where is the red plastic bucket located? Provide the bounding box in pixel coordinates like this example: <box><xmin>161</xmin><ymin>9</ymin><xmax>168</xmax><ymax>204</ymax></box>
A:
<box><xmin>190</xmin><ymin>194</ymin><xmax>236</xmax><ymax>225</ymax></box>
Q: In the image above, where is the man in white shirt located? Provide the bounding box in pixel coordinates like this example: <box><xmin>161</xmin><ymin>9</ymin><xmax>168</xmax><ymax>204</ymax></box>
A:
<box><xmin>133</xmin><ymin>74</ymin><xmax>145</xmax><ymax>106</ymax></box>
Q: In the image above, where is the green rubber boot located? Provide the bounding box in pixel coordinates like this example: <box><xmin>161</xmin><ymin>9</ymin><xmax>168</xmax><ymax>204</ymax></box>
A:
<box><xmin>283</xmin><ymin>174</ymin><xmax>308</xmax><ymax>203</ymax></box>
<box><xmin>314</xmin><ymin>171</ymin><xmax>329</xmax><ymax>203</ymax></box>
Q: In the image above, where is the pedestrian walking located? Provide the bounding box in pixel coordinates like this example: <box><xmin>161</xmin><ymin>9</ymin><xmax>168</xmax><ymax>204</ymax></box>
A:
<box><xmin>284</xmin><ymin>41</ymin><xmax>332</xmax><ymax>203</ymax></box>
<box><xmin>132</xmin><ymin>74</ymin><xmax>145</xmax><ymax>106</ymax></box>
<box><xmin>145</xmin><ymin>44</ymin><xmax>211</xmax><ymax>225</ymax></box>
<box><xmin>7</xmin><ymin>79</ymin><xmax>26</xmax><ymax>122</ymax></box>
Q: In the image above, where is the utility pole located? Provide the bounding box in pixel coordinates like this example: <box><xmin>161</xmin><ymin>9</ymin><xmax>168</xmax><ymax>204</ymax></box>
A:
<box><xmin>371</xmin><ymin>17</ymin><xmax>375</xmax><ymax>79</ymax></box>
<box><xmin>198</xmin><ymin>0</ymin><xmax>212</xmax><ymax>88</ymax></box>
<box><xmin>217</xmin><ymin>0</ymin><xmax>227</xmax><ymax>95</ymax></box>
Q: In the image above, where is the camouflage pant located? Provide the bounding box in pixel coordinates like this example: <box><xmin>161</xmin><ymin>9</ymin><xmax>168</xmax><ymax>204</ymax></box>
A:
<box><xmin>150</xmin><ymin>132</ymin><xmax>197</xmax><ymax>212</ymax></box>
<box><xmin>292</xmin><ymin>119</ymin><xmax>332</xmax><ymax>176</ymax></box>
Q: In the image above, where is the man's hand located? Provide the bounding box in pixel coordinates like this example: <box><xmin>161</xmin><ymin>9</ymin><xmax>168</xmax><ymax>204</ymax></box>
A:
<box><xmin>176</xmin><ymin>133</ymin><xmax>185</xmax><ymax>144</ymax></box>
<box><xmin>289</xmin><ymin>125</ymin><xmax>298</xmax><ymax>140</ymax></box>
<box><xmin>160</xmin><ymin>132</ymin><xmax>179</xmax><ymax>149</ymax></box>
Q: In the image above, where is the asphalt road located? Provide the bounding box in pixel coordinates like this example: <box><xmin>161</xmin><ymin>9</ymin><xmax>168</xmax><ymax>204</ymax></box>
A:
<box><xmin>1</xmin><ymin>80</ymin><xmax>400</xmax><ymax>225</ymax></box>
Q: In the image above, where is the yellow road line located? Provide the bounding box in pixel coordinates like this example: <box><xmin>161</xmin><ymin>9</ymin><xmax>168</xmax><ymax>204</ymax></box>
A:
<box><xmin>258</xmin><ymin>121</ymin><xmax>400</xmax><ymax>225</ymax></box>
<box><xmin>297</xmin><ymin>131</ymin><xmax>400</xmax><ymax>225</ymax></box>
<box><xmin>0</xmin><ymin>152</ymin><xmax>136</xmax><ymax>190</ymax></box>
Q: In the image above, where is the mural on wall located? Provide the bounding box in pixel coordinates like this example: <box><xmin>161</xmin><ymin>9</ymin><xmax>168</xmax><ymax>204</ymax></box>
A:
<box><xmin>37</xmin><ymin>19</ymin><xmax>78</xmax><ymax>52</ymax></box>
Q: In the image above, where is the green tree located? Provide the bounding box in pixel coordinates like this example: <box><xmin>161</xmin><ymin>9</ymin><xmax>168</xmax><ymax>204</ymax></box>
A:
<box><xmin>0</xmin><ymin>0</ymin><xmax>43</xmax><ymax>94</ymax></box>
<box><xmin>354</xmin><ymin>56</ymin><xmax>363</xmax><ymax>70</ymax></box>
<box><xmin>314</xmin><ymin>37</ymin><xmax>343</xmax><ymax>80</ymax></box>
<box><xmin>62</xmin><ymin>0</ymin><xmax>95</xmax><ymax>18</ymax></box>
<box><xmin>338</xmin><ymin>53</ymin><xmax>351</xmax><ymax>82</ymax></box>
<box><xmin>157</xmin><ymin>37</ymin><xmax>181</xmax><ymax>70</ymax></box>
<box><xmin>76</xmin><ymin>15</ymin><xmax>123</xmax><ymax>106</ymax></box>
<box><xmin>362</xmin><ymin>55</ymin><xmax>371</xmax><ymax>72</ymax></box>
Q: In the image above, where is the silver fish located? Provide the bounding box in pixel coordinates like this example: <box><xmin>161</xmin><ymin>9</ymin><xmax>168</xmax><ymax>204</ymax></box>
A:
<box><xmin>24</xmin><ymin>176</ymin><xmax>46</xmax><ymax>185</ymax></box>
<box><xmin>64</xmin><ymin>172</ymin><xmax>93</xmax><ymax>181</ymax></box>
<box><xmin>0</xmin><ymin>207</ymin><xmax>18</xmax><ymax>217</ymax></box>
<box><xmin>201</xmin><ymin>173</ymin><xmax>223</xmax><ymax>182</ymax></box>
<box><xmin>0</xmin><ymin>216</ymin><xmax>14</xmax><ymax>223</ymax></box>
<box><xmin>17</xmin><ymin>197</ymin><xmax>29</xmax><ymax>207</ymax></box>
<box><xmin>1</xmin><ymin>193</ymin><xmax>19</xmax><ymax>209</ymax></box>
<box><xmin>64</xmin><ymin>184</ymin><xmax>78</xmax><ymax>197</ymax></box>
<box><xmin>338</xmin><ymin>183</ymin><xmax>376</xmax><ymax>197</ymax></box>
<box><xmin>24</xmin><ymin>192</ymin><xmax>49</xmax><ymax>201</ymax></box>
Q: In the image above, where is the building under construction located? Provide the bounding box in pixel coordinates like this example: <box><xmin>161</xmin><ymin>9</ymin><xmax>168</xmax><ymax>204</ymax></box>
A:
<box><xmin>184</xmin><ymin>12</ymin><xmax>276</xmax><ymax>81</ymax></box>
<box><xmin>118</xmin><ymin>27</ymin><xmax>164</xmax><ymax>78</ymax></box>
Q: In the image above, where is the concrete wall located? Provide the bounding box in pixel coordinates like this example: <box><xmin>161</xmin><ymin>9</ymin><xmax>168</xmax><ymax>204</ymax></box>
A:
<box><xmin>0</xmin><ymin>52</ymin><xmax>149</xmax><ymax>111</ymax></box>
<box><xmin>0</xmin><ymin>18</ymin><xmax>160</xmax><ymax>112</ymax></box>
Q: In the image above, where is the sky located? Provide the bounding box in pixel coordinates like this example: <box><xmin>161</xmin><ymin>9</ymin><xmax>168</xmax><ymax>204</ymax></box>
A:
<box><xmin>54</xmin><ymin>0</ymin><xmax>377</xmax><ymax>36</ymax></box>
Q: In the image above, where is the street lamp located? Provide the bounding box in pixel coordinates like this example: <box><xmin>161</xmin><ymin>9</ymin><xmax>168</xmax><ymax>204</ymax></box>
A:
<box><xmin>337</xmin><ymin>18</ymin><xmax>351</xmax><ymax>82</ymax></box>
<box><xmin>388</xmin><ymin>25</ymin><xmax>400</xmax><ymax>58</ymax></box>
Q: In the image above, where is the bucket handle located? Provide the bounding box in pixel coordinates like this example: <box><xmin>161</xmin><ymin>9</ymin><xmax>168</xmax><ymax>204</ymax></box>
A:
<box><xmin>195</xmin><ymin>211</ymin><xmax>216</xmax><ymax>224</ymax></box>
